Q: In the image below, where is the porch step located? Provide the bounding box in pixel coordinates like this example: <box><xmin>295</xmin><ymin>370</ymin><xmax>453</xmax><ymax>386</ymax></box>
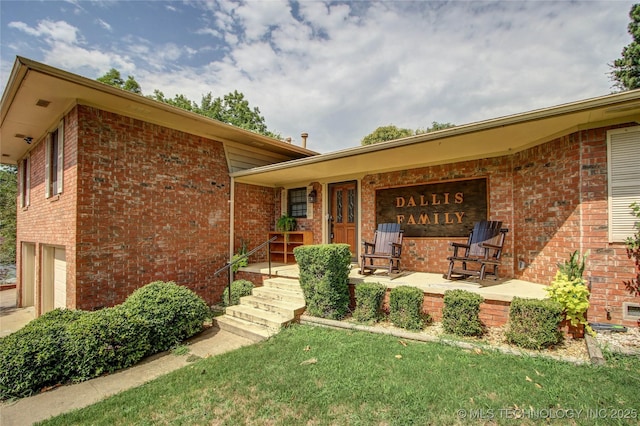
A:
<box><xmin>214</xmin><ymin>277</ymin><xmax>306</xmax><ymax>342</ymax></box>
<box><xmin>240</xmin><ymin>295</ymin><xmax>306</xmax><ymax>318</ymax></box>
<box><xmin>252</xmin><ymin>285</ymin><xmax>305</xmax><ymax>304</ymax></box>
<box><xmin>263</xmin><ymin>277</ymin><xmax>305</xmax><ymax>293</ymax></box>
<box><xmin>215</xmin><ymin>315</ymin><xmax>276</xmax><ymax>342</ymax></box>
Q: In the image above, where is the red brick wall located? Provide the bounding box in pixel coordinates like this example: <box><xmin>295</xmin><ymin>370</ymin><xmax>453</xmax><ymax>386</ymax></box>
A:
<box><xmin>16</xmin><ymin>109</ymin><xmax>78</xmax><ymax>315</ymax></box>
<box><xmin>233</xmin><ymin>183</ymin><xmax>277</xmax><ymax>262</ymax></box>
<box><xmin>361</xmin><ymin>157</ymin><xmax>514</xmax><ymax>276</ymax></box>
<box><xmin>74</xmin><ymin>105</ymin><xmax>230</xmax><ymax>308</ymax></box>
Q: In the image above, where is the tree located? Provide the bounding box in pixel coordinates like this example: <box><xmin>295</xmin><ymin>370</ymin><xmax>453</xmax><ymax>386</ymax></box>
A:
<box><xmin>361</xmin><ymin>125</ymin><xmax>414</xmax><ymax>145</ymax></box>
<box><xmin>97</xmin><ymin>68</ymin><xmax>142</xmax><ymax>94</ymax></box>
<box><xmin>361</xmin><ymin>122</ymin><xmax>456</xmax><ymax>145</ymax></box>
<box><xmin>0</xmin><ymin>165</ymin><xmax>17</xmax><ymax>264</ymax></box>
<box><xmin>610</xmin><ymin>3</ymin><xmax>640</xmax><ymax>91</ymax></box>
<box><xmin>417</xmin><ymin>121</ymin><xmax>457</xmax><ymax>134</ymax></box>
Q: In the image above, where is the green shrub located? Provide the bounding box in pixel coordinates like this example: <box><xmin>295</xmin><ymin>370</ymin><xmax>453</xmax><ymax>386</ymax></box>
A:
<box><xmin>353</xmin><ymin>282</ymin><xmax>387</xmax><ymax>323</ymax></box>
<box><xmin>389</xmin><ymin>286</ymin><xmax>426</xmax><ymax>331</ymax></box>
<box><xmin>442</xmin><ymin>290</ymin><xmax>484</xmax><ymax>336</ymax></box>
<box><xmin>0</xmin><ymin>309</ymin><xmax>87</xmax><ymax>399</ymax></box>
<box><xmin>546</xmin><ymin>271</ymin><xmax>592</xmax><ymax>334</ymax></box>
<box><xmin>122</xmin><ymin>281</ymin><xmax>209</xmax><ymax>354</ymax></box>
<box><xmin>506</xmin><ymin>297</ymin><xmax>564</xmax><ymax>349</ymax></box>
<box><xmin>65</xmin><ymin>306</ymin><xmax>150</xmax><ymax>381</ymax></box>
<box><xmin>294</xmin><ymin>244</ymin><xmax>351</xmax><ymax>320</ymax></box>
<box><xmin>222</xmin><ymin>279</ymin><xmax>255</xmax><ymax>307</ymax></box>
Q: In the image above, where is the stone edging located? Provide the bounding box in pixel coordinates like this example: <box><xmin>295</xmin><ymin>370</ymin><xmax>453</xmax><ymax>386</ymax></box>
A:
<box><xmin>300</xmin><ymin>314</ymin><xmax>595</xmax><ymax>365</ymax></box>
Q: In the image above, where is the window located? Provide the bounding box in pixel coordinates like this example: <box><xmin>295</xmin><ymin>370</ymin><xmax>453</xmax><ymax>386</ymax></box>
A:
<box><xmin>20</xmin><ymin>156</ymin><xmax>30</xmax><ymax>208</ymax></box>
<box><xmin>607</xmin><ymin>126</ymin><xmax>640</xmax><ymax>242</ymax></box>
<box><xmin>288</xmin><ymin>187</ymin><xmax>307</xmax><ymax>218</ymax></box>
<box><xmin>45</xmin><ymin>120</ymin><xmax>64</xmax><ymax>198</ymax></box>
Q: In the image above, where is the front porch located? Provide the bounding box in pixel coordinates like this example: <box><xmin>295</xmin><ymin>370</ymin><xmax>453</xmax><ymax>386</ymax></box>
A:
<box><xmin>239</xmin><ymin>262</ymin><xmax>547</xmax><ymax>302</ymax></box>
<box><xmin>236</xmin><ymin>262</ymin><xmax>549</xmax><ymax>328</ymax></box>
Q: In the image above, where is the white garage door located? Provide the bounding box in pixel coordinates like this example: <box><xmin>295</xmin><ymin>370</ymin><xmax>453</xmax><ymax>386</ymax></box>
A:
<box><xmin>53</xmin><ymin>248</ymin><xmax>66</xmax><ymax>309</ymax></box>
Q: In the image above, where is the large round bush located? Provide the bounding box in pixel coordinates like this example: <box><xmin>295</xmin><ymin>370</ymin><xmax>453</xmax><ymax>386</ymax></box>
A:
<box><xmin>122</xmin><ymin>281</ymin><xmax>209</xmax><ymax>353</ymax></box>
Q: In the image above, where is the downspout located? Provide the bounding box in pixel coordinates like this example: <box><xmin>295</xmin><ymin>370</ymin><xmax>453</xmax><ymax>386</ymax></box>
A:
<box><xmin>229</xmin><ymin>176</ymin><xmax>235</xmax><ymax>282</ymax></box>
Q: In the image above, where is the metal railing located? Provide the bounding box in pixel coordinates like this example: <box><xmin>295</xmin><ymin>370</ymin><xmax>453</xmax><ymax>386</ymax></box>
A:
<box><xmin>213</xmin><ymin>236</ymin><xmax>278</xmax><ymax>305</ymax></box>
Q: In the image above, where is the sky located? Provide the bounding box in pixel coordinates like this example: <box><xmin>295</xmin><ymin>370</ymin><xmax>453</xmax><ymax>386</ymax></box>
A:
<box><xmin>0</xmin><ymin>0</ymin><xmax>635</xmax><ymax>153</ymax></box>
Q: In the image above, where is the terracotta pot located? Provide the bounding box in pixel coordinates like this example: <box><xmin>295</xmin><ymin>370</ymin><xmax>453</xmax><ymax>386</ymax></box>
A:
<box><xmin>559</xmin><ymin>319</ymin><xmax>585</xmax><ymax>339</ymax></box>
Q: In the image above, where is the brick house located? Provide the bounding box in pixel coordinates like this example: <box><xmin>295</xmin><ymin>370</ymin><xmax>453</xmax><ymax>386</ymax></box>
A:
<box><xmin>2</xmin><ymin>57</ymin><xmax>639</xmax><ymax>327</ymax></box>
<box><xmin>1</xmin><ymin>57</ymin><xmax>316</xmax><ymax>315</ymax></box>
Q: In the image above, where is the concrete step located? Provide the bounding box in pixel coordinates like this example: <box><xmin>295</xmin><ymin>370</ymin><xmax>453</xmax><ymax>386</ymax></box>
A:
<box><xmin>263</xmin><ymin>277</ymin><xmax>304</xmax><ymax>293</ymax></box>
<box><xmin>252</xmin><ymin>286</ymin><xmax>305</xmax><ymax>304</ymax></box>
<box><xmin>225</xmin><ymin>304</ymin><xmax>292</xmax><ymax>330</ymax></box>
<box><xmin>214</xmin><ymin>315</ymin><xmax>275</xmax><ymax>342</ymax></box>
<box><xmin>240</xmin><ymin>295</ymin><xmax>306</xmax><ymax>318</ymax></box>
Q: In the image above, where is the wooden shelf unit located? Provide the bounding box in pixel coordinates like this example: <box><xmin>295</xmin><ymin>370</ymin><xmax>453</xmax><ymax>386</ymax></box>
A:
<box><xmin>268</xmin><ymin>231</ymin><xmax>313</xmax><ymax>264</ymax></box>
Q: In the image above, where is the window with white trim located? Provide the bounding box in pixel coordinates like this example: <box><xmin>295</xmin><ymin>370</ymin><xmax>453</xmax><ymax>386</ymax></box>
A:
<box><xmin>20</xmin><ymin>156</ymin><xmax>30</xmax><ymax>208</ymax></box>
<box><xmin>607</xmin><ymin>126</ymin><xmax>640</xmax><ymax>242</ymax></box>
<box><xmin>45</xmin><ymin>120</ymin><xmax>64</xmax><ymax>198</ymax></box>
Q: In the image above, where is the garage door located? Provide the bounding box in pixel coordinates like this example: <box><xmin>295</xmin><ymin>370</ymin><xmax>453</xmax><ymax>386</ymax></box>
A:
<box><xmin>53</xmin><ymin>248</ymin><xmax>66</xmax><ymax>309</ymax></box>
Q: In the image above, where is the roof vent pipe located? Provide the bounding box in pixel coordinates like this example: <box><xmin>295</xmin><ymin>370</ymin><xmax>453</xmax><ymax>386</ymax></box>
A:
<box><xmin>301</xmin><ymin>132</ymin><xmax>308</xmax><ymax>149</ymax></box>
<box><xmin>285</xmin><ymin>137</ymin><xmax>292</xmax><ymax>144</ymax></box>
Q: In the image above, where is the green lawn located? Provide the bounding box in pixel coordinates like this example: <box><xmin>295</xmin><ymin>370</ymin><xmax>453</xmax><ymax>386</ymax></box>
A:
<box><xmin>40</xmin><ymin>325</ymin><xmax>640</xmax><ymax>425</ymax></box>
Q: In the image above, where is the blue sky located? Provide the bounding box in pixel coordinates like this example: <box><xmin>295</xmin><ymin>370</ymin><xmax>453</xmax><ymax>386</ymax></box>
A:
<box><xmin>0</xmin><ymin>0</ymin><xmax>635</xmax><ymax>152</ymax></box>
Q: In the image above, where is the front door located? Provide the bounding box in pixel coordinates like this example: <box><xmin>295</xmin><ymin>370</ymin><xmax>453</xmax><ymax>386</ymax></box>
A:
<box><xmin>330</xmin><ymin>181</ymin><xmax>357</xmax><ymax>256</ymax></box>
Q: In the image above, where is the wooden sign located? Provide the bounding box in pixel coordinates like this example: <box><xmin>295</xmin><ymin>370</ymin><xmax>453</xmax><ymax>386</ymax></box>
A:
<box><xmin>375</xmin><ymin>178</ymin><xmax>488</xmax><ymax>237</ymax></box>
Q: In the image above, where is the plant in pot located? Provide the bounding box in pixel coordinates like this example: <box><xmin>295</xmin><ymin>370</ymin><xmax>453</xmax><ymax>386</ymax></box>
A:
<box><xmin>276</xmin><ymin>215</ymin><xmax>297</xmax><ymax>232</ymax></box>
<box><xmin>545</xmin><ymin>250</ymin><xmax>593</xmax><ymax>338</ymax></box>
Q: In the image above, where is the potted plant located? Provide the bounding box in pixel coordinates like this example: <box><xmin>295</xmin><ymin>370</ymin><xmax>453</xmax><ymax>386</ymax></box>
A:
<box><xmin>276</xmin><ymin>214</ymin><xmax>297</xmax><ymax>232</ymax></box>
<box><xmin>546</xmin><ymin>250</ymin><xmax>593</xmax><ymax>338</ymax></box>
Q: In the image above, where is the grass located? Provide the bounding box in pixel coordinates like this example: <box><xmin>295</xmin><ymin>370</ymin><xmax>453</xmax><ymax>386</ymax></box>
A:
<box><xmin>40</xmin><ymin>324</ymin><xmax>640</xmax><ymax>425</ymax></box>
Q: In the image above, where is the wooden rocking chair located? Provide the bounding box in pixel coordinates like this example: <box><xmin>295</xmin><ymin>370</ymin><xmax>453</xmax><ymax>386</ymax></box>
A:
<box><xmin>360</xmin><ymin>223</ymin><xmax>404</xmax><ymax>275</ymax></box>
<box><xmin>445</xmin><ymin>221</ymin><xmax>508</xmax><ymax>281</ymax></box>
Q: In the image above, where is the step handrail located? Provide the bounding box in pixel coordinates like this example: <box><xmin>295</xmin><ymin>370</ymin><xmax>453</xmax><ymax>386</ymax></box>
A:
<box><xmin>214</xmin><ymin>236</ymin><xmax>279</xmax><ymax>305</ymax></box>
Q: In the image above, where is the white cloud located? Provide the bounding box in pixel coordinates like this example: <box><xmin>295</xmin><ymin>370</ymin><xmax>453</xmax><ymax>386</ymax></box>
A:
<box><xmin>4</xmin><ymin>1</ymin><xmax>634</xmax><ymax>152</ymax></box>
<box><xmin>96</xmin><ymin>18</ymin><xmax>112</xmax><ymax>31</ymax></box>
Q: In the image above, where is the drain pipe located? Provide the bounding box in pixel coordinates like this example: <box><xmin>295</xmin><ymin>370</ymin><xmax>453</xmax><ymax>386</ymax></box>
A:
<box><xmin>229</xmin><ymin>176</ymin><xmax>235</xmax><ymax>283</ymax></box>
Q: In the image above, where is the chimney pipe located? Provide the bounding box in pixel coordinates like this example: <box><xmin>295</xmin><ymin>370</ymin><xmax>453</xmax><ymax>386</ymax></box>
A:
<box><xmin>301</xmin><ymin>132</ymin><xmax>308</xmax><ymax>149</ymax></box>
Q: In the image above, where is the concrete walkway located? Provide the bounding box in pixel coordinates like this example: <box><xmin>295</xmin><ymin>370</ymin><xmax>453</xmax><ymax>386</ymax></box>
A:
<box><xmin>0</xmin><ymin>293</ymin><xmax>254</xmax><ymax>425</ymax></box>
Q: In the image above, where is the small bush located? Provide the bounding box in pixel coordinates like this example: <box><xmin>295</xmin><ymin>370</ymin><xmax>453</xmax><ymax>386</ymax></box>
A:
<box><xmin>294</xmin><ymin>244</ymin><xmax>351</xmax><ymax>320</ymax></box>
<box><xmin>65</xmin><ymin>306</ymin><xmax>150</xmax><ymax>381</ymax></box>
<box><xmin>0</xmin><ymin>309</ymin><xmax>87</xmax><ymax>399</ymax></box>
<box><xmin>546</xmin><ymin>271</ymin><xmax>591</xmax><ymax>331</ymax></box>
<box><xmin>222</xmin><ymin>279</ymin><xmax>254</xmax><ymax>307</ymax></box>
<box><xmin>389</xmin><ymin>286</ymin><xmax>426</xmax><ymax>331</ymax></box>
<box><xmin>353</xmin><ymin>282</ymin><xmax>387</xmax><ymax>323</ymax></box>
<box><xmin>122</xmin><ymin>281</ymin><xmax>209</xmax><ymax>354</ymax></box>
<box><xmin>506</xmin><ymin>297</ymin><xmax>563</xmax><ymax>350</ymax></box>
<box><xmin>442</xmin><ymin>290</ymin><xmax>484</xmax><ymax>336</ymax></box>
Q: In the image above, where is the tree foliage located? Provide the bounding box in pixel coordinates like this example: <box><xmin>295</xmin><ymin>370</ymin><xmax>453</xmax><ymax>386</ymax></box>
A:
<box><xmin>97</xmin><ymin>68</ymin><xmax>280</xmax><ymax>138</ymax></box>
<box><xmin>97</xmin><ymin>68</ymin><xmax>142</xmax><ymax>94</ymax></box>
<box><xmin>0</xmin><ymin>165</ymin><xmax>17</xmax><ymax>264</ymax></box>
<box><xmin>361</xmin><ymin>121</ymin><xmax>456</xmax><ymax>145</ymax></box>
<box><xmin>610</xmin><ymin>3</ymin><xmax>640</xmax><ymax>91</ymax></box>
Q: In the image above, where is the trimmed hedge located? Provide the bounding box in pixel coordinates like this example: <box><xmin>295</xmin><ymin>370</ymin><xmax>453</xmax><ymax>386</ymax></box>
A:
<box><xmin>389</xmin><ymin>286</ymin><xmax>426</xmax><ymax>331</ymax></box>
<box><xmin>294</xmin><ymin>244</ymin><xmax>351</xmax><ymax>320</ymax></box>
<box><xmin>442</xmin><ymin>289</ymin><xmax>484</xmax><ymax>336</ymax></box>
<box><xmin>0</xmin><ymin>281</ymin><xmax>209</xmax><ymax>400</ymax></box>
<box><xmin>122</xmin><ymin>281</ymin><xmax>210</xmax><ymax>354</ymax></box>
<box><xmin>506</xmin><ymin>297</ymin><xmax>564</xmax><ymax>349</ymax></box>
<box><xmin>0</xmin><ymin>309</ymin><xmax>87</xmax><ymax>399</ymax></box>
<box><xmin>65</xmin><ymin>306</ymin><xmax>151</xmax><ymax>381</ymax></box>
<box><xmin>353</xmin><ymin>282</ymin><xmax>387</xmax><ymax>323</ymax></box>
<box><xmin>222</xmin><ymin>279</ymin><xmax>255</xmax><ymax>307</ymax></box>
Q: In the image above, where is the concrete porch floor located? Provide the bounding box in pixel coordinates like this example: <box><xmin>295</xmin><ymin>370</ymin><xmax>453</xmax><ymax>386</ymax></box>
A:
<box><xmin>239</xmin><ymin>263</ymin><xmax>549</xmax><ymax>303</ymax></box>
